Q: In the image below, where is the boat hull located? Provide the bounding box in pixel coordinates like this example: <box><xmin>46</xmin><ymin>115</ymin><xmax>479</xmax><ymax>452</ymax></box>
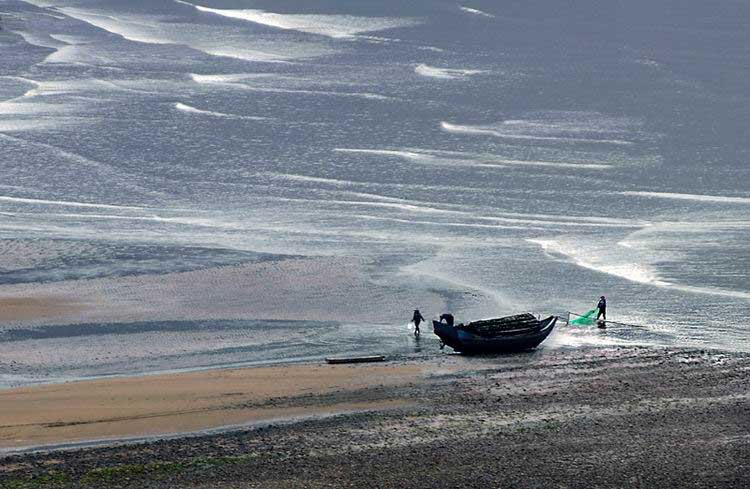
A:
<box><xmin>433</xmin><ymin>315</ymin><xmax>557</xmax><ymax>353</ymax></box>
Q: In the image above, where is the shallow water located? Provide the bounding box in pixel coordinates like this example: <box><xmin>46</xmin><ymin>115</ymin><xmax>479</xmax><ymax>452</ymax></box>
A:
<box><xmin>0</xmin><ymin>0</ymin><xmax>748</xmax><ymax>386</ymax></box>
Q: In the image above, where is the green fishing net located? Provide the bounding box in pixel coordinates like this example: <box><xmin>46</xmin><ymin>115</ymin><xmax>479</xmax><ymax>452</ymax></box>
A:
<box><xmin>570</xmin><ymin>308</ymin><xmax>597</xmax><ymax>325</ymax></box>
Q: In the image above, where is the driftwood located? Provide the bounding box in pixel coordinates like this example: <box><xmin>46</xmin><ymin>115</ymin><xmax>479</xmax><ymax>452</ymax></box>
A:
<box><xmin>325</xmin><ymin>355</ymin><xmax>386</xmax><ymax>364</ymax></box>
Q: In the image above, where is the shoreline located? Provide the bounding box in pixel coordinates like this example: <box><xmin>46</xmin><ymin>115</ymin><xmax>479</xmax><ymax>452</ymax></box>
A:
<box><xmin>0</xmin><ymin>350</ymin><xmax>379</xmax><ymax>391</ymax></box>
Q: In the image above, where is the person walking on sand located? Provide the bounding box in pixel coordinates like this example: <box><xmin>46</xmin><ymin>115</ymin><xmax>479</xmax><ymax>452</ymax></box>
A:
<box><xmin>596</xmin><ymin>296</ymin><xmax>607</xmax><ymax>321</ymax></box>
<box><xmin>412</xmin><ymin>309</ymin><xmax>425</xmax><ymax>337</ymax></box>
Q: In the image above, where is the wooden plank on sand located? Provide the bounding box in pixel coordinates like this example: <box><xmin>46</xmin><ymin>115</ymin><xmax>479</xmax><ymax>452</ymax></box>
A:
<box><xmin>325</xmin><ymin>355</ymin><xmax>386</xmax><ymax>365</ymax></box>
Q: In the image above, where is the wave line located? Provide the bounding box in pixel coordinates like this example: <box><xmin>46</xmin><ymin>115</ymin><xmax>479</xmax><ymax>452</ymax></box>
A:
<box><xmin>441</xmin><ymin>121</ymin><xmax>634</xmax><ymax>145</ymax></box>
<box><xmin>0</xmin><ymin>195</ymin><xmax>144</xmax><ymax>211</ymax></box>
<box><xmin>622</xmin><ymin>191</ymin><xmax>750</xmax><ymax>205</ymax></box>
<box><xmin>459</xmin><ymin>6</ymin><xmax>496</xmax><ymax>18</ymax></box>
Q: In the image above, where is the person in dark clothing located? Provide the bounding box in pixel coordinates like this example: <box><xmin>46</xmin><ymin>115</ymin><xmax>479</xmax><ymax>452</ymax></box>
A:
<box><xmin>439</xmin><ymin>313</ymin><xmax>455</xmax><ymax>327</ymax></box>
<box><xmin>412</xmin><ymin>309</ymin><xmax>425</xmax><ymax>336</ymax></box>
<box><xmin>596</xmin><ymin>296</ymin><xmax>607</xmax><ymax>321</ymax></box>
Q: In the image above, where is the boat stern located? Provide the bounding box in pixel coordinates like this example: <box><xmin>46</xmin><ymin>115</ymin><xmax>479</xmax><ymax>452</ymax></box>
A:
<box><xmin>433</xmin><ymin>320</ymin><xmax>463</xmax><ymax>351</ymax></box>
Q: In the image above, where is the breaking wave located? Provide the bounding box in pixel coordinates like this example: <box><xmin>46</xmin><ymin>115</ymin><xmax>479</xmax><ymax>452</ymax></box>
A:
<box><xmin>190</xmin><ymin>74</ymin><xmax>392</xmax><ymax>100</ymax></box>
<box><xmin>48</xmin><ymin>34</ymin><xmax>91</xmax><ymax>45</ymax></box>
<box><xmin>54</xmin><ymin>7</ymin><xmax>174</xmax><ymax>45</ymax></box>
<box><xmin>176</xmin><ymin>1</ymin><xmax>419</xmax><ymax>39</ymax></box>
<box><xmin>10</xmin><ymin>29</ymin><xmax>66</xmax><ymax>49</ymax></box>
<box><xmin>0</xmin><ymin>195</ymin><xmax>144</xmax><ymax>211</ymax></box>
<box><xmin>39</xmin><ymin>3</ymin><xmax>330</xmax><ymax>62</ymax></box>
<box><xmin>441</xmin><ymin>121</ymin><xmax>634</xmax><ymax>145</ymax></box>
<box><xmin>265</xmin><ymin>192</ymin><xmax>646</xmax><ymax>229</ymax></box>
<box><xmin>354</xmin><ymin>215</ymin><xmax>544</xmax><ymax>232</ymax></box>
<box><xmin>459</xmin><ymin>6</ymin><xmax>496</xmax><ymax>18</ymax></box>
<box><xmin>529</xmin><ymin>238</ymin><xmax>669</xmax><ymax>287</ymax></box>
<box><xmin>174</xmin><ymin>102</ymin><xmax>265</xmax><ymax>120</ymax></box>
<box><xmin>260</xmin><ymin>172</ymin><xmax>359</xmax><ymax>187</ymax></box>
<box><xmin>414</xmin><ymin>64</ymin><xmax>485</xmax><ymax>79</ymax></box>
<box><xmin>335</xmin><ymin>147</ymin><xmax>611</xmax><ymax>170</ymax></box>
<box><xmin>528</xmin><ymin>238</ymin><xmax>750</xmax><ymax>300</ymax></box>
<box><xmin>334</xmin><ymin>148</ymin><xmax>435</xmax><ymax>162</ymax></box>
<box><xmin>621</xmin><ymin>191</ymin><xmax>750</xmax><ymax>205</ymax></box>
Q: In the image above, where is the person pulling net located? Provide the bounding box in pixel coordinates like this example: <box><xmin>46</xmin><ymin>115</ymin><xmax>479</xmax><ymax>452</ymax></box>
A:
<box><xmin>570</xmin><ymin>296</ymin><xmax>607</xmax><ymax>328</ymax></box>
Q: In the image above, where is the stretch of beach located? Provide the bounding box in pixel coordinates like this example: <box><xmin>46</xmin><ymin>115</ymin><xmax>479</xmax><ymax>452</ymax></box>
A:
<box><xmin>2</xmin><ymin>345</ymin><xmax>749</xmax><ymax>488</ymax></box>
<box><xmin>0</xmin><ymin>361</ymin><xmax>424</xmax><ymax>450</ymax></box>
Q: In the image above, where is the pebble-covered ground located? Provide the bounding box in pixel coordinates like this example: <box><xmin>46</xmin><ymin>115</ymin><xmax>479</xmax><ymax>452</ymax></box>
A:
<box><xmin>2</xmin><ymin>346</ymin><xmax>749</xmax><ymax>488</ymax></box>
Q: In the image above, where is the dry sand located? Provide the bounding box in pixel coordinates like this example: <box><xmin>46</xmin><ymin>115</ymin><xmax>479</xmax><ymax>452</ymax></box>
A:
<box><xmin>0</xmin><ymin>361</ymin><xmax>427</xmax><ymax>450</ymax></box>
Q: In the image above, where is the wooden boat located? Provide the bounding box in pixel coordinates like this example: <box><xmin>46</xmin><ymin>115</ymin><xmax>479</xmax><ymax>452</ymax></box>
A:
<box><xmin>433</xmin><ymin>313</ymin><xmax>557</xmax><ymax>353</ymax></box>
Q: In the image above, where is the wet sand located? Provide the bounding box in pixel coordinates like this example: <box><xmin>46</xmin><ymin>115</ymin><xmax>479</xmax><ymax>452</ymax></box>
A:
<box><xmin>0</xmin><ymin>296</ymin><xmax>88</xmax><ymax>323</ymax></box>
<box><xmin>0</xmin><ymin>257</ymin><xmax>448</xmax><ymax>328</ymax></box>
<box><xmin>2</xmin><ymin>346</ymin><xmax>749</xmax><ymax>488</ymax></box>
